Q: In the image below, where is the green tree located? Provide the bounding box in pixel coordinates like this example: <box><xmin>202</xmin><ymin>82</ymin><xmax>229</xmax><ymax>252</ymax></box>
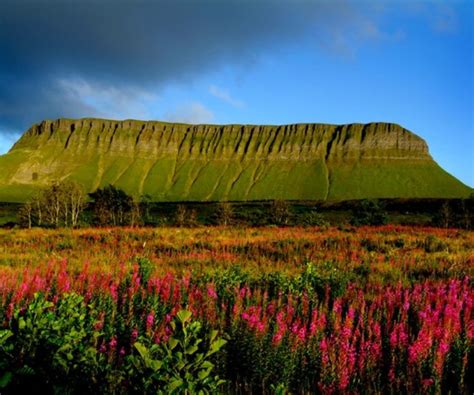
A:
<box><xmin>89</xmin><ymin>184</ymin><xmax>134</xmax><ymax>226</ymax></box>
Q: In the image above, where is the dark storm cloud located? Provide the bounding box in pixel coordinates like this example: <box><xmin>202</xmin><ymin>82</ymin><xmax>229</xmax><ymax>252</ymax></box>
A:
<box><xmin>0</xmin><ymin>0</ymin><xmax>344</xmax><ymax>132</ymax></box>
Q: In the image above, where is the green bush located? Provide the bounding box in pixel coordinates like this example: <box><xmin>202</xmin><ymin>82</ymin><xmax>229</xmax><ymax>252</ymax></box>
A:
<box><xmin>295</xmin><ymin>262</ymin><xmax>350</xmax><ymax>299</ymax></box>
<box><xmin>1</xmin><ymin>293</ymin><xmax>97</xmax><ymax>393</ymax></box>
<box><xmin>127</xmin><ymin>310</ymin><xmax>227</xmax><ymax>394</ymax></box>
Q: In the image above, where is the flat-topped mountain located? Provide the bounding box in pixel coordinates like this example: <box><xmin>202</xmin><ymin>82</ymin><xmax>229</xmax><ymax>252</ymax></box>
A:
<box><xmin>0</xmin><ymin>118</ymin><xmax>470</xmax><ymax>202</ymax></box>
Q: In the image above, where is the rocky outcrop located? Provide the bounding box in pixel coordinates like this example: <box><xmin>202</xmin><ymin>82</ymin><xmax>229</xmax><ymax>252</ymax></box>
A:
<box><xmin>0</xmin><ymin>118</ymin><xmax>470</xmax><ymax>202</ymax></box>
<box><xmin>14</xmin><ymin>119</ymin><xmax>430</xmax><ymax>161</ymax></box>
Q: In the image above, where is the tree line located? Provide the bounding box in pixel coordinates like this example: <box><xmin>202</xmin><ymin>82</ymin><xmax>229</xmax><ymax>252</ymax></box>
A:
<box><xmin>17</xmin><ymin>180</ymin><xmax>474</xmax><ymax>229</ymax></box>
<box><xmin>17</xmin><ymin>181</ymin><xmax>329</xmax><ymax>228</ymax></box>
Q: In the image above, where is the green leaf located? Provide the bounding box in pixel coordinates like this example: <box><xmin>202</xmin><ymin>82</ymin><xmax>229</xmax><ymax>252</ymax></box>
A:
<box><xmin>150</xmin><ymin>360</ymin><xmax>163</xmax><ymax>371</ymax></box>
<box><xmin>201</xmin><ymin>361</ymin><xmax>214</xmax><ymax>369</ymax></box>
<box><xmin>168</xmin><ymin>338</ymin><xmax>178</xmax><ymax>350</ymax></box>
<box><xmin>195</xmin><ymin>353</ymin><xmax>204</xmax><ymax>363</ymax></box>
<box><xmin>0</xmin><ymin>330</ymin><xmax>13</xmax><ymax>345</ymax></box>
<box><xmin>209</xmin><ymin>338</ymin><xmax>227</xmax><ymax>354</ymax></box>
<box><xmin>185</xmin><ymin>345</ymin><xmax>198</xmax><ymax>355</ymax></box>
<box><xmin>176</xmin><ymin>310</ymin><xmax>192</xmax><ymax>323</ymax></box>
<box><xmin>198</xmin><ymin>369</ymin><xmax>210</xmax><ymax>380</ymax></box>
<box><xmin>0</xmin><ymin>372</ymin><xmax>12</xmax><ymax>388</ymax></box>
<box><xmin>176</xmin><ymin>359</ymin><xmax>185</xmax><ymax>371</ymax></box>
<box><xmin>209</xmin><ymin>329</ymin><xmax>218</xmax><ymax>343</ymax></box>
<box><xmin>18</xmin><ymin>318</ymin><xmax>26</xmax><ymax>330</ymax></box>
<box><xmin>167</xmin><ymin>378</ymin><xmax>184</xmax><ymax>392</ymax></box>
<box><xmin>134</xmin><ymin>342</ymin><xmax>149</xmax><ymax>360</ymax></box>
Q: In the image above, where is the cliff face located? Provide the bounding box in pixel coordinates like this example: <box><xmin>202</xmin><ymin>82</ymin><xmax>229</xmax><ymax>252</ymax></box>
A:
<box><xmin>0</xmin><ymin>118</ymin><xmax>470</xmax><ymax>202</ymax></box>
<box><xmin>13</xmin><ymin>119</ymin><xmax>429</xmax><ymax>160</ymax></box>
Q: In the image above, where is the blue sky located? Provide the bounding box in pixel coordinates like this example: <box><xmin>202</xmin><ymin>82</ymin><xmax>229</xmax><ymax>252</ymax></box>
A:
<box><xmin>0</xmin><ymin>0</ymin><xmax>472</xmax><ymax>186</ymax></box>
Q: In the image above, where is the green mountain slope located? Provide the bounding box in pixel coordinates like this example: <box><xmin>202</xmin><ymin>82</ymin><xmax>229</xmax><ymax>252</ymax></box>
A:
<box><xmin>0</xmin><ymin>118</ymin><xmax>470</xmax><ymax>202</ymax></box>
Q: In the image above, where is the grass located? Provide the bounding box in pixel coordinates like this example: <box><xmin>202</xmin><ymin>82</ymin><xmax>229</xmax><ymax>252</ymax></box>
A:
<box><xmin>328</xmin><ymin>160</ymin><xmax>471</xmax><ymax>200</ymax></box>
<box><xmin>0</xmin><ymin>225</ymin><xmax>472</xmax><ymax>280</ymax></box>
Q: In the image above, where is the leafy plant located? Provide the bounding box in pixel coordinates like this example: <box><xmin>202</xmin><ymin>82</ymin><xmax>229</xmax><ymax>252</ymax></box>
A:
<box><xmin>0</xmin><ymin>330</ymin><xmax>13</xmax><ymax>389</ymax></box>
<box><xmin>5</xmin><ymin>293</ymin><xmax>97</xmax><ymax>393</ymax></box>
<box><xmin>296</xmin><ymin>261</ymin><xmax>350</xmax><ymax>298</ymax></box>
<box><xmin>128</xmin><ymin>310</ymin><xmax>227</xmax><ymax>394</ymax></box>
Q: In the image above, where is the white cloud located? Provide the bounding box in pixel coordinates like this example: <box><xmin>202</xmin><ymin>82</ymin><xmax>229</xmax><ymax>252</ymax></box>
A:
<box><xmin>56</xmin><ymin>77</ymin><xmax>159</xmax><ymax>120</ymax></box>
<box><xmin>164</xmin><ymin>102</ymin><xmax>214</xmax><ymax>124</ymax></box>
<box><xmin>208</xmin><ymin>84</ymin><xmax>245</xmax><ymax>108</ymax></box>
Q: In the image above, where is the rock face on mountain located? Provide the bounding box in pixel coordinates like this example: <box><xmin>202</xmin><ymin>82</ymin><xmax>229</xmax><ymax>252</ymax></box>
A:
<box><xmin>0</xmin><ymin>118</ymin><xmax>470</xmax><ymax>202</ymax></box>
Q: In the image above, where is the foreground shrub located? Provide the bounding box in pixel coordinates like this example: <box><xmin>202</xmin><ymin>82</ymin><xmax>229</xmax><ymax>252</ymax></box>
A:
<box><xmin>0</xmin><ymin>295</ymin><xmax>226</xmax><ymax>394</ymax></box>
<box><xmin>128</xmin><ymin>310</ymin><xmax>226</xmax><ymax>394</ymax></box>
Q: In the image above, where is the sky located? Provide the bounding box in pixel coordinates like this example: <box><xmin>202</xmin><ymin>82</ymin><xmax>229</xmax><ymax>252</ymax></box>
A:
<box><xmin>0</xmin><ymin>0</ymin><xmax>472</xmax><ymax>186</ymax></box>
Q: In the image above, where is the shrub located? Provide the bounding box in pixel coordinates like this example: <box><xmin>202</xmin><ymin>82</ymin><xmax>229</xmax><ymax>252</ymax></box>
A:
<box><xmin>350</xmin><ymin>199</ymin><xmax>388</xmax><ymax>226</ymax></box>
<box><xmin>127</xmin><ymin>310</ymin><xmax>227</xmax><ymax>394</ymax></box>
<box><xmin>270</xmin><ymin>200</ymin><xmax>292</xmax><ymax>226</ymax></box>
<box><xmin>1</xmin><ymin>293</ymin><xmax>96</xmax><ymax>393</ymax></box>
<box><xmin>174</xmin><ymin>205</ymin><xmax>198</xmax><ymax>227</ymax></box>
<box><xmin>423</xmin><ymin>235</ymin><xmax>447</xmax><ymax>253</ymax></box>
<box><xmin>214</xmin><ymin>202</ymin><xmax>234</xmax><ymax>226</ymax></box>
<box><xmin>300</xmin><ymin>209</ymin><xmax>328</xmax><ymax>227</ymax></box>
<box><xmin>296</xmin><ymin>261</ymin><xmax>350</xmax><ymax>299</ymax></box>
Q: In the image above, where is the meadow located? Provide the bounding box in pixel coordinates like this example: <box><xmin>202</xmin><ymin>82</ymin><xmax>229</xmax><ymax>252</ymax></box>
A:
<box><xmin>0</xmin><ymin>225</ymin><xmax>472</xmax><ymax>393</ymax></box>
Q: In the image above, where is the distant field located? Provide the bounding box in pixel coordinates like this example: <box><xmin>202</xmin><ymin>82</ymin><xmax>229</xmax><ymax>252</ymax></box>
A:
<box><xmin>1</xmin><ymin>225</ymin><xmax>472</xmax><ymax>279</ymax></box>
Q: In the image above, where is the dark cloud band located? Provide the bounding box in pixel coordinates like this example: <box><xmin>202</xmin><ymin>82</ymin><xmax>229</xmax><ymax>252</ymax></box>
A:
<box><xmin>0</xmin><ymin>0</ymin><xmax>340</xmax><ymax>132</ymax></box>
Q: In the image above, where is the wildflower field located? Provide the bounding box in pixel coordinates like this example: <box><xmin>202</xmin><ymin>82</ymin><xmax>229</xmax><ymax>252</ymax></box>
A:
<box><xmin>0</xmin><ymin>225</ymin><xmax>472</xmax><ymax>394</ymax></box>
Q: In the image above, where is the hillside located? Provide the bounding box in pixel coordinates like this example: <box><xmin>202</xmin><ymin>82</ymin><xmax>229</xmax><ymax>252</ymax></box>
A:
<box><xmin>0</xmin><ymin>118</ymin><xmax>470</xmax><ymax>202</ymax></box>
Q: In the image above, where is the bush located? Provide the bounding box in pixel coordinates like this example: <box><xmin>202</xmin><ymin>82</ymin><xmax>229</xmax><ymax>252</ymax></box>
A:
<box><xmin>127</xmin><ymin>310</ymin><xmax>227</xmax><ymax>394</ymax></box>
<box><xmin>213</xmin><ymin>202</ymin><xmax>234</xmax><ymax>226</ymax></box>
<box><xmin>1</xmin><ymin>293</ymin><xmax>96</xmax><ymax>393</ymax></box>
<box><xmin>350</xmin><ymin>199</ymin><xmax>388</xmax><ymax>226</ymax></box>
<box><xmin>0</xmin><ymin>296</ymin><xmax>227</xmax><ymax>394</ymax></box>
<box><xmin>295</xmin><ymin>261</ymin><xmax>350</xmax><ymax>299</ymax></box>
<box><xmin>300</xmin><ymin>209</ymin><xmax>328</xmax><ymax>227</ymax></box>
<box><xmin>270</xmin><ymin>200</ymin><xmax>292</xmax><ymax>226</ymax></box>
<box><xmin>422</xmin><ymin>235</ymin><xmax>447</xmax><ymax>253</ymax></box>
<box><xmin>174</xmin><ymin>205</ymin><xmax>198</xmax><ymax>227</ymax></box>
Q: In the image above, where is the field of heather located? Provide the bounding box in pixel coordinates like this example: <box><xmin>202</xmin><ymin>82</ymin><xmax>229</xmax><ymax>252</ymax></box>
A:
<box><xmin>0</xmin><ymin>225</ymin><xmax>473</xmax><ymax>394</ymax></box>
